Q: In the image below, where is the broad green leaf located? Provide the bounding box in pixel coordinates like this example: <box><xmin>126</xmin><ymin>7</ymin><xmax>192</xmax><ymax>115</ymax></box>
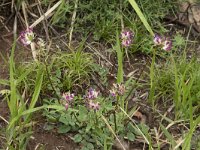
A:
<box><xmin>87</xmin><ymin>143</ymin><xmax>94</xmax><ymax>149</ymax></box>
<box><xmin>74</xmin><ymin>134</ymin><xmax>82</xmax><ymax>143</ymax></box>
<box><xmin>59</xmin><ymin>114</ymin><xmax>71</xmax><ymax>125</ymax></box>
<box><xmin>57</xmin><ymin>125</ymin><xmax>71</xmax><ymax>133</ymax></box>
<box><xmin>127</xmin><ymin>132</ymin><xmax>135</xmax><ymax>142</ymax></box>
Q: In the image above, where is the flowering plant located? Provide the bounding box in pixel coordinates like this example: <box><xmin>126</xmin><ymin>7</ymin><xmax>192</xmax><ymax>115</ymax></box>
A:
<box><xmin>121</xmin><ymin>29</ymin><xmax>134</xmax><ymax>47</ymax></box>
<box><xmin>153</xmin><ymin>34</ymin><xmax>172</xmax><ymax>51</ymax></box>
<box><xmin>19</xmin><ymin>28</ymin><xmax>34</xmax><ymax>46</ymax></box>
<box><xmin>62</xmin><ymin>92</ymin><xmax>75</xmax><ymax>110</ymax></box>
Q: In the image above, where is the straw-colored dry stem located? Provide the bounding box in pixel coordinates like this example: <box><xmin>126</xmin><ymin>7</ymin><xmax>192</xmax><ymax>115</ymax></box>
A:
<box><xmin>30</xmin><ymin>1</ymin><xmax>62</xmax><ymax>28</ymax></box>
<box><xmin>69</xmin><ymin>0</ymin><xmax>78</xmax><ymax>48</ymax></box>
<box><xmin>30</xmin><ymin>42</ymin><xmax>38</xmax><ymax>61</ymax></box>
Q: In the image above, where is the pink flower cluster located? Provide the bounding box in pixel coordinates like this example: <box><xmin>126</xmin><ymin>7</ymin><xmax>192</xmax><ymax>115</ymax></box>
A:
<box><xmin>85</xmin><ymin>88</ymin><xmax>100</xmax><ymax>111</ymax></box>
<box><xmin>121</xmin><ymin>29</ymin><xmax>134</xmax><ymax>47</ymax></box>
<box><xmin>62</xmin><ymin>92</ymin><xmax>75</xmax><ymax>110</ymax></box>
<box><xmin>62</xmin><ymin>88</ymin><xmax>100</xmax><ymax>111</ymax></box>
<box><xmin>19</xmin><ymin>28</ymin><xmax>34</xmax><ymax>46</ymax></box>
<box><xmin>153</xmin><ymin>34</ymin><xmax>172</xmax><ymax>51</ymax></box>
<box><xmin>88</xmin><ymin>101</ymin><xmax>100</xmax><ymax>111</ymax></box>
<box><xmin>85</xmin><ymin>88</ymin><xmax>99</xmax><ymax>100</ymax></box>
<box><xmin>110</xmin><ymin>83</ymin><xmax>126</xmax><ymax>97</ymax></box>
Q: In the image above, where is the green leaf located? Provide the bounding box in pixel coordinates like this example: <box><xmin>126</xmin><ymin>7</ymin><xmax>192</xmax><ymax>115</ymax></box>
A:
<box><xmin>127</xmin><ymin>122</ymin><xmax>133</xmax><ymax>131</ymax></box>
<box><xmin>57</xmin><ymin>125</ymin><xmax>71</xmax><ymax>133</ymax></box>
<box><xmin>87</xmin><ymin>143</ymin><xmax>94</xmax><ymax>149</ymax></box>
<box><xmin>59</xmin><ymin>114</ymin><xmax>71</xmax><ymax>125</ymax></box>
<box><xmin>115</xmin><ymin>31</ymin><xmax>123</xmax><ymax>84</ymax></box>
<box><xmin>0</xmin><ymin>79</ymin><xmax>9</xmax><ymax>86</ymax></box>
<box><xmin>43</xmin><ymin>123</ymin><xmax>54</xmax><ymax>131</ymax></box>
<box><xmin>81</xmin><ymin>147</ymin><xmax>89</xmax><ymax>150</ymax></box>
<box><xmin>25</xmin><ymin>66</ymin><xmax>44</xmax><ymax>123</ymax></box>
<box><xmin>174</xmin><ymin>34</ymin><xmax>185</xmax><ymax>46</ymax></box>
<box><xmin>73</xmin><ymin>134</ymin><xmax>82</xmax><ymax>143</ymax></box>
<box><xmin>86</xmin><ymin>124</ymin><xmax>92</xmax><ymax>133</ymax></box>
<box><xmin>8</xmin><ymin>105</ymin><xmax>65</xmax><ymax>130</ymax></box>
<box><xmin>127</xmin><ymin>132</ymin><xmax>135</xmax><ymax>141</ymax></box>
<box><xmin>128</xmin><ymin>0</ymin><xmax>154</xmax><ymax>36</ymax></box>
<box><xmin>78</xmin><ymin>106</ymin><xmax>88</xmax><ymax>122</ymax></box>
<box><xmin>160</xmin><ymin>124</ymin><xmax>176</xmax><ymax>148</ymax></box>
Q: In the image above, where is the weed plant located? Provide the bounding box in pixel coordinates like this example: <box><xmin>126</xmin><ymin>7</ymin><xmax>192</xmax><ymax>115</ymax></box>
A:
<box><xmin>0</xmin><ymin>0</ymin><xmax>199</xmax><ymax>149</ymax></box>
<box><xmin>1</xmin><ymin>41</ymin><xmax>44</xmax><ymax>149</ymax></box>
<box><xmin>154</xmin><ymin>54</ymin><xmax>200</xmax><ymax>118</ymax></box>
<box><xmin>14</xmin><ymin>43</ymin><xmax>93</xmax><ymax>99</ymax></box>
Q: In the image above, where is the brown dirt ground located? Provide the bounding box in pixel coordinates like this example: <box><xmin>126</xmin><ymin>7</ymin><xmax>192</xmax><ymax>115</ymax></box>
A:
<box><xmin>28</xmin><ymin>129</ymin><xmax>77</xmax><ymax>150</ymax></box>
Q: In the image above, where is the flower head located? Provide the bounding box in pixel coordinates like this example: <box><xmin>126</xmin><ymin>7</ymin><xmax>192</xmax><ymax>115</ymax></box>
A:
<box><xmin>153</xmin><ymin>34</ymin><xmax>173</xmax><ymax>51</ymax></box>
<box><xmin>65</xmin><ymin>103</ymin><xmax>69</xmax><ymax>110</ymax></box>
<box><xmin>109</xmin><ymin>89</ymin><xmax>117</xmax><ymax>97</ymax></box>
<box><xmin>20</xmin><ymin>28</ymin><xmax>34</xmax><ymax>46</ymax></box>
<box><xmin>122</xmin><ymin>39</ymin><xmax>133</xmax><ymax>47</ymax></box>
<box><xmin>162</xmin><ymin>38</ymin><xmax>172</xmax><ymax>51</ymax></box>
<box><xmin>88</xmin><ymin>101</ymin><xmax>100</xmax><ymax>111</ymax></box>
<box><xmin>110</xmin><ymin>83</ymin><xmax>126</xmax><ymax>97</ymax></box>
<box><xmin>37</xmin><ymin>38</ymin><xmax>45</xmax><ymax>48</ymax></box>
<box><xmin>153</xmin><ymin>34</ymin><xmax>162</xmax><ymax>45</ymax></box>
<box><xmin>85</xmin><ymin>88</ymin><xmax>99</xmax><ymax>100</ymax></box>
<box><xmin>117</xmin><ymin>84</ymin><xmax>126</xmax><ymax>96</ymax></box>
<box><xmin>121</xmin><ymin>29</ymin><xmax>134</xmax><ymax>47</ymax></box>
<box><xmin>62</xmin><ymin>92</ymin><xmax>74</xmax><ymax>103</ymax></box>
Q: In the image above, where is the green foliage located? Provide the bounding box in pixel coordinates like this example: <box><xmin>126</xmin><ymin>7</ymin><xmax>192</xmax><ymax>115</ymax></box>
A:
<box><xmin>56</xmin><ymin>49</ymin><xmax>93</xmax><ymax>90</ymax></box>
<box><xmin>128</xmin><ymin>0</ymin><xmax>154</xmax><ymax>36</ymax></box>
<box><xmin>154</xmin><ymin>53</ymin><xmax>200</xmax><ymax>119</ymax></box>
<box><xmin>3</xmin><ymin>0</ymin><xmax>200</xmax><ymax>149</ymax></box>
<box><xmin>14</xmin><ymin>46</ymin><xmax>93</xmax><ymax>98</ymax></box>
<box><xmin>42</xmin><ymin>68</ymin><xmax>141</xmax><ymax>149</ymax></box>
<box><xmin>51</xmin><ymin>0</ymin><xmax>73</xmax><ymax>26</ymax></box>
<box><xmin>5</xmin><ymin>41</ymin><xmax>44</xmax><ymax>149</ymax></box>
<box><xmin>43</xmin><ymin>96</ymin><xmax>113</xmax><ymax>149</ymax></box>
<box><xmin>115</xmin><ymin>31</ymin><xmax>124</xmax><ymax>84</ymax></box>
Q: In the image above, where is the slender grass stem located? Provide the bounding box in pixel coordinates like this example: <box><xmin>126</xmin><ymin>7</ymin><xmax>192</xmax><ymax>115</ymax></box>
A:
<box><xmin>44</xmin><ymin>62</ymin><xmax>60</xmax><ymax>99</ymax></box>
<box><xmin>149</xmin><ymin>47</ymin><xmax>156</xmax><ymax>107</ymax></box>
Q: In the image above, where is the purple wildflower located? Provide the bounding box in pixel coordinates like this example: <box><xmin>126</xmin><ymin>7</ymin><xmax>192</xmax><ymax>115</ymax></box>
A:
<box><xmin>117</xmin><ymin>84</ymin><xmax>126</xmax><ymax>96</ymax></box>
<box><xmin>162</xmin><ymin>38</ymin><xmax>172</xmax><ymax>51</ymax></box>
<box><xmin>153</xmin><ymin>34</ymin><xmax>173</xmax><ymax>51</ymax></box>
<box><xmin>153</xmin><ymin>34</ymin><xmax>162</xmax><ymax>45</ymax></box>
<box><xmin>122</xmin><ymin>39</ymin><xmax>133</xmax><ymax>47</ymax></box>
<box><xmin>62</xmin><ymin>92</ymin><xmax>74</xmax><ymax>103</ymax></box>
<box><xmin>110</xmin><ymin>83</ymin><xmax>126</xmax><ymax>97</ymax></box>
<box><xmin>19</xmin><ymin>28</ymin><xmax>34</xmax><ymax>46</ymax></box>
<box><xmin>85</xmin><ymin>88</ymin><xmax>99</xmax><ymax>100</ymax></box>
<box><xmin>65</xmin><ymin>103</ymin><xmax>69</xmax><ymax>110</ymax></box>
<box><xmin>109</xmin><ymin>89</ymin><xmax>117</xmax><ymax>97</ymax></box>
<box><xmin>121</xmin><ymin>29</ymin><xmax>134</xmax><ymax>47</ymax></box>
<box><xmin>88</xmin><ymin>101</ymin><xmax>100</xmax><ymax>111</ymax></box>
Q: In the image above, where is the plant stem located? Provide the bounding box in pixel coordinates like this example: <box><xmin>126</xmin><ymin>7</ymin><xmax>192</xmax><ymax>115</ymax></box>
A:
<box><xmin>149</xmin><ymin>47</ymin><xmax>156</xmax><ymax>107</ymax></box>
<box><xmin>30</xmin><ymin>42</ymin><xmax>38</xmax><ymax>62</ymax></box>
<box><xmin>114</xmin><ymin>110</ymin><xmax>117</xmax><ymax>132</ymax></box>
<box><xmin>44</xmin><ymin>62</ymin><xmax>60</xmax><ymax>99</ymax></box>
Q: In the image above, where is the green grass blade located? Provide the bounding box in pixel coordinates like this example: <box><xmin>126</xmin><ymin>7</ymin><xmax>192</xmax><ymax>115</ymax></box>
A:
<box><xmin>0</xmin><ymin>79</ymin><xmax>9</xmax><ymax>86</ymax></box>
<box><xmin>160</xmin><ymin>123</ymin><xmax>176</xmax><ymax>148</ymax></box>
<box><xmin>128</xmin><ymin>0</ymin><xmax>154</xmax><ymax>36</ymax></box>
<box><xmin>116</xmin><ymin>31</ymin><xmax>123</xmax><ymax>84</ymax></box>
<box><xmin>182</xmin><ymin>116</ymin><xmax>200</xmax><ymax>150</ymax></box>
<box><xmin>149</xmin><ymin>47</ymin><xmax>156</xmax><ymax>105</ymax></box>
<box><xmin>25</xmin><ymin>66</ymin><xmax>44</xmax><ymax>122</ymax></box>
<box><xmin>16</xmin><ymin>66</ymin><xmax>34</xmax><ymax>84</ymax></box>
<box><xmin>9</xmin><ymin>40</ymin><xmax>17</xmax><ymax>119</ymax></box>
<box><xmin>8</xmin><ymin>105</ymin><xmax>65</xmax><ymax>130</ymax></box>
